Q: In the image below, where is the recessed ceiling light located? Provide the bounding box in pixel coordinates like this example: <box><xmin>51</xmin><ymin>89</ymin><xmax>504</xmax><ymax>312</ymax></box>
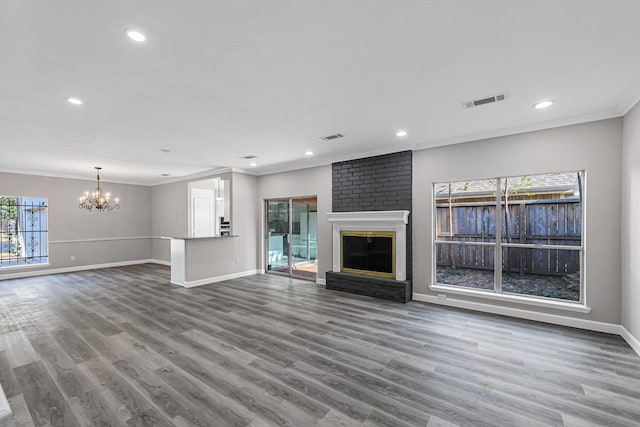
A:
<box><xmin>534</xmin><ymin>100</ymin><xmax>554</xmax><ymax>109</ymax></box>
<box><xmin>396</xmin><ymin>130</ymin><xmax>407</xmax><ymax>137</ymax></box>
<box><xmin>126</xmin><ymin>30</ymin><xmax>146</xmax><ymax>42</ymax></box>
<box><xmin>250</xmin><ymin>162</ymin><xmax>257</xmax><ymax>167</ymax></box>
<box><xmin>67</xmin><ymin>97</ymin><xmax>83</xmax><ymax>105</ymax></box>
<box><xmin>304</xmin><ymin>150</ymin><xmax>314</xmax><ymax>156</ymax></box>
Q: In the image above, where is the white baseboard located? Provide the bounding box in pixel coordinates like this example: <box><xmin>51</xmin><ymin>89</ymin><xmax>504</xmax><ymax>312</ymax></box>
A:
<box><xmin>0</xmin><ymin>259</ymin><xmax>167</xmax><ymax>281</ymax></box>
<box><xmin>412</xmin><ymin>292</ymin><xmax>620</xmax><ymax>335</ymax></box>
<box><xmin>148</xmin><ymin>259</ymin><xmax>171</xmax><ymax>266</ymax></box>
<box><xmin>621</xmin><ymin>326</ymin><xmax>640</xmax><ymax>357</ymax></box>
<box><xmin>316</xmin><ymin>278</ymin><xmax>326</xmax><ymax>285</ymax></box>
<box><xmin>171</xmin><ymin>269</ymin><xmax>261</xmax><ymax>288</ymax></box>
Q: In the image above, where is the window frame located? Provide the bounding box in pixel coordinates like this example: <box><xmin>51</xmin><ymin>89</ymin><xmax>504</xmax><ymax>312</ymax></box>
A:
<box><xmin>431</xmin><ymin>172</ymin><xmax>587</xmax><ymax>311</ymax></box>
<box><xmin>0</xmin><ymin>195</ymin><xmax>50</xmax><ymax>269</ymax></box>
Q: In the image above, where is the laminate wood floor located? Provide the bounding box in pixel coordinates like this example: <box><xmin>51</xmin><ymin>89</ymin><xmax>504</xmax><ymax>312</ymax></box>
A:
<box><xmin>1</xmin><ymin>264</ymin><xmax>639</xmax><ymax>427</ymax></box>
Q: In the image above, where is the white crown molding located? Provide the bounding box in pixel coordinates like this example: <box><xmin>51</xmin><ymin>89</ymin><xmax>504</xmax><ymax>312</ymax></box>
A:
<box><xmin>242</xmin><ymin>109</ymin><xmax>624</xmax><ymax>177</ymax></box>
<box><xmin>1</xmin><ymin>108</ymin><xmax>631</xmax><ymax>183</ymax></box>
<box><xmin>0</xmin><ymin>168</ymin><xmax>154</xmax><ymax>186</ymax></box>
<box><xmin>0</xmin><ymin>167</ymin><xmax>234</xmax><ymax>187</ymax></box>
<box><xmin>246</xmin><ymin>158</ymin><xmax>334</xmax><ymax>177</ymax></box>
<box><xmin>251</xmin><ymin>147</ymin><xmax>409</xmax><ymax>177</ymax></box>
<box><xmin>152</xmin><ymin>167</ymin><xmax>232</xmax><ymax>185</ymax></box>
<box><xmin>617</xmin><ymin>84</ymin><xmax>640</xmax><ymax>116</ymax></box>
<box><xmin>412</xmin><ymin>109</ymin><xmax>622</xmax><ymax>153</ymax></box>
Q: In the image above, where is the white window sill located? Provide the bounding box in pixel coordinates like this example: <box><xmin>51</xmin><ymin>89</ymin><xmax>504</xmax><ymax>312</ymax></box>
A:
<box><xmin>429</xmin><ymin>284</ymin><xmax>591</xmax><ymax>313</ymax></box>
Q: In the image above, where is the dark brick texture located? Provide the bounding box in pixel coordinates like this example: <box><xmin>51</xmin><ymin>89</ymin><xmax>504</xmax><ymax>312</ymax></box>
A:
<box><xmin>329</xmin><ymin>150</ymin><xmax>413</xmax><ymax>302</ymax></box>
<box><xmin>326</xmin><ymin>271</ymin><xmax>412</xmax><ymax>303</ymax></box>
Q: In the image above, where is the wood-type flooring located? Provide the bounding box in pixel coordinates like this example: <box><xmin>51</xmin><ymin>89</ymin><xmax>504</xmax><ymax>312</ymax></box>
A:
<box><xmin>0</xmin><ymin>264</ymin><xmax>639</xmax><ymax>426</ymax></box>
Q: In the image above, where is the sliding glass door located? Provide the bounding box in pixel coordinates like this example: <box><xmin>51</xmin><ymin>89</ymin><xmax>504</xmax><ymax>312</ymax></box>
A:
<box><xmin>265</xmin><ymin>197</ymin><xmax>317</xmax><ymax>280</ymax></box>
<box><xmin>266</xmin><ymin>199</ymin><xmax>290</xmax><ymax>274</ymax></box>
<box><xmin>291</xmin><ymin>198</ymin><xmax>317</xmax><ymax>279</ymax></box>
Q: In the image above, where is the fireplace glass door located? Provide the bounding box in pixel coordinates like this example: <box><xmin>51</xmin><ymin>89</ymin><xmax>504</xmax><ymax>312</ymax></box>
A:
<box><xmin>265</xmin><ymin>197</ymin><xmax>317</xmax><ymax>280</ymax></box>
<box><xmin>341</xmin><ymin>231</ymin><xmax>395</xmax><ymax>279</ymax></box>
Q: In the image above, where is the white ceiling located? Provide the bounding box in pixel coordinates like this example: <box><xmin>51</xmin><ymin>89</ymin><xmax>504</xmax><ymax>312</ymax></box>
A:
<box><xmin>2</xmin><ymin>1</ymin><xmax>640</xmax><ymax>185</ymax></box>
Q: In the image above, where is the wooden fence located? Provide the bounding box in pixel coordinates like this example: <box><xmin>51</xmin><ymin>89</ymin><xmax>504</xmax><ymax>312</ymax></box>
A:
<box><xmin>435</xmin><ymin>198</ymin><xmax>582</xmax><ymax>276</ymax></box>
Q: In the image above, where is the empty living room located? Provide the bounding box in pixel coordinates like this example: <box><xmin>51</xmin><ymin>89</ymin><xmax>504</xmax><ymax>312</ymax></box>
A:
<box><xmin>2</xmin><ymin>1</ymin><xmax>640</xmax><ymax>426</ymax></box>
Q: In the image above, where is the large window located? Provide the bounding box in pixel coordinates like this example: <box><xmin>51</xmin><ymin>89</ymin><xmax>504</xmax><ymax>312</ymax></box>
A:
<box><xmin>0</xmin><ymin>196</ymin><xmax>48</xmax><ymax>267</ymax></box>
<box><xmin>434</xmin><ymin>171</ymin><xmax>583</xmax><ymax>302</ymax></box>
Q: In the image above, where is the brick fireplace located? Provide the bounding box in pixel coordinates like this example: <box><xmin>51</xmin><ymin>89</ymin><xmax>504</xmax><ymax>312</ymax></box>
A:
<box><xmin>327</xmin><ymin>151</ymin><xmax>412</xmax><ymax>302</ymax></box>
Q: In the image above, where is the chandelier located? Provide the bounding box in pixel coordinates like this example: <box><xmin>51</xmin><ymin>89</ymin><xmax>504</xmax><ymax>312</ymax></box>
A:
<box><xmin>78</xmin><ymin>167</ymin><xmax>120</xmax><ymax>211</ymax></box>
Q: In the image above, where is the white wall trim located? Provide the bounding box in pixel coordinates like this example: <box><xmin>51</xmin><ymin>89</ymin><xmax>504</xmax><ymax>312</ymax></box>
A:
<box><xmin>621</xmin><ymin>326</ymin><xmax>640</xmax><ymax>357</ymax></box>
<box><xmin>0</xmin><ymin>259</ymin><xmax>168</xmax><ymax>281</ymax></box>
<box><xmin>0</xmin><ymin>167</ymin><xmax>154</xmax><ymax>186</ymax></box>
<box><xmin>154</xmin><ymin>167</ymin><xmax>232</xmax><ymax>185</ymax></box>
<box><xmin>429</xmin><ymin>284</ymin><xmax>591</xmax><ymax>313</ymax></box>
<box><xmin>617</xmin><ymin>84</ymin><xmax>640</xmax><ymax>116</ymax></box>
<box><xmin>171</xmin><ymin>269</ymin><xmax>262</xmax><ymax>288</ymax></box>
<box><xmin>316</xmin><ymin>278</ymin><xmax>326</xmax><ymax>285</ymax></box>
<box><xmin>49</xmin><ymin>236</ymin><xmax>158</xmax><ymax>244</ymax></box>
<box><xmin>412</xmin><ymin>292</ymin><xmax>620</xmax><ymax>334</ymax></box>
<box><xmin>0</xmin><ymin>166</ymin><xmax>233</xmax><ymax>186</ymax></box>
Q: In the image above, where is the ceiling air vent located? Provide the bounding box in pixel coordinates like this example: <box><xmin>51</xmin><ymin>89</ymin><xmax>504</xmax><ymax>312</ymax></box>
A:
<box><xmin>464</xmin><ymin>93</ymin><xmax>507</xmax><ymax>109</ymax></box>
<box><xmin>320</xmin><ymin>133</ymin><xmax>344</xmax><ymax>141</ymax></box>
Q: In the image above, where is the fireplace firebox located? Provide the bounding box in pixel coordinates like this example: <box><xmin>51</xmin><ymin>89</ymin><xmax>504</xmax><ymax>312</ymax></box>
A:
<box><xmin>341</xmin><ymin>231</ymin><xmax>395</xmax><ymax>278</ymax></box>
<box><xmin>326</xmin><ymin>211</ymin><xmax>411</xmax><ymax>303</ymax></box>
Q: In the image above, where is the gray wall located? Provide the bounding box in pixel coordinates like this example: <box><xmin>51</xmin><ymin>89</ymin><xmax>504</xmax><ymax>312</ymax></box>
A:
<box><xmin>0</xmin><ymin>171</ymin><xmax>152</xmax><ymax>276</ymax></box>
<box><xmin>231</xmin><ymin>172</ymin><xmax>260</xmax><ymax>273</ymax></box>
<box><xmin>622</xmin><ymin>102</ymin><xmax>640</xmax><ymax>342</ymax></box>
<box><xmin>413</xmin><ymin>118</ymin><xmax>623</xmax><ymax>324</ymax></box>
<box><xmin>257</xmin><ymin>165</ymin><xmax>332</xmax><ymax>280</ymax></box>
<box><xmin>1</xmin><ymin>117</ymin><xmax>630</xmax><ymax>329</ymax></box>
<box><xmin>150</xmin><ymin>171</ymin><xmax>260</xmax><ymax>277</ymax></box>
<box><xmin>150</xmin><ymin>178</ymin><xmax>190</xmax><ymax>262</ymax></box>
<box><xmin>255</xmin><ymin>121</ymin><xmax>625</xmax><ymax>324</ymax></box>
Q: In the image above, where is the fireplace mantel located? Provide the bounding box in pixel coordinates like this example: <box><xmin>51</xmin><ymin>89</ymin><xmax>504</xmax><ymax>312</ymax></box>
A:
<box><xmin>327</xmin><ymin>210</ymin><xmax>410</xmax><ymax>281</ymax></box>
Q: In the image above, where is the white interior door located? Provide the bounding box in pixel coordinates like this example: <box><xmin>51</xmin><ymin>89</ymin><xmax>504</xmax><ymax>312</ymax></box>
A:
<box><xmin>191</xmin><ymin>188</ymin><xmax>214</xmax><ymax>237</ymax></box>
